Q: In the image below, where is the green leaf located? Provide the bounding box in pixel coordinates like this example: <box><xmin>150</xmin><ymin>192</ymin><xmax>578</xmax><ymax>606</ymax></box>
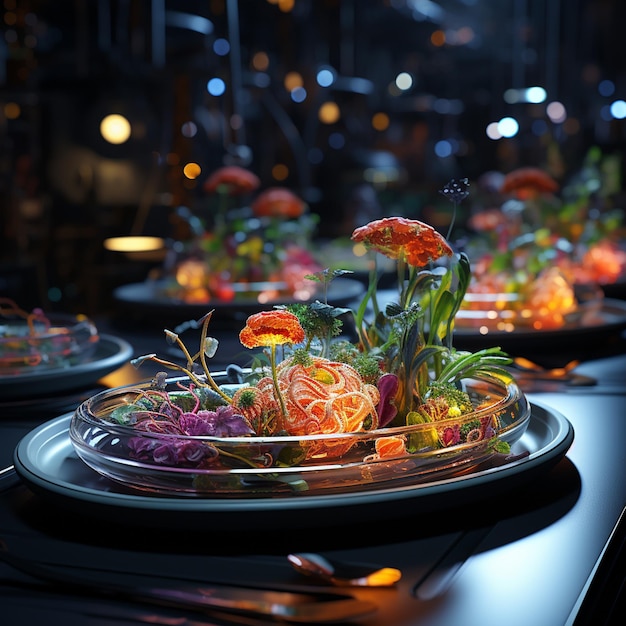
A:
<box><xmin>108</xmin><ymin>404</ymin><xmax>143</xmax><ymax>425</ymax></box>
<box><xmin>491</xmin><ymin>439</ymin><xmax>511</xmax><ymax>454</ymax></box>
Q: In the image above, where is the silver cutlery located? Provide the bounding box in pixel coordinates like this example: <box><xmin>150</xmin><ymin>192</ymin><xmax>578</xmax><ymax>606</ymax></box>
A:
<box><xmin>0</xmin><ymin>464</ymin><xmax>14</xmax><ymax>477</ymax></box>
<box><xmin>0</xmin><ymin>540</ymin><xmax>377</xmax><ymax>623</ymax></box>
<box><xmin>0</xmin><ymin>464</ymin><xmax>18</xmax><ymax>492</ymax></box>
<box><xmin>288</xmin><ymin>552</ymin><xmax>402</xmax><ymax>587</ymax></box>
<box><xmin>511</xmin><ymin>358</ymin><xmax>597</xmax><ymax>386</ymax></box>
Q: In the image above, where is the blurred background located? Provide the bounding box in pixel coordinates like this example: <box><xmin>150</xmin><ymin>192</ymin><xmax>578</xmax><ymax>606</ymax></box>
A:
<box><xmin>1</xmin><ymin>0</ymin><xmax>625</xmax><ymax>316</ymax></box>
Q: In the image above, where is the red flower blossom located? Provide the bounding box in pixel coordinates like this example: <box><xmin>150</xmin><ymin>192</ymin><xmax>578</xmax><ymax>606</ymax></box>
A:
<box><xmin>239</xmin><ymin>310</ymin><xmax>305</xmax><ymax>349</ymax></box>
<box><xmin>203</xmin><ymin>166</ymin><xmax>261</xmax><ymax>195</ymax></box>
<box><xmin>351</xmin><ymin>216</ymin><xmax>453</xmax><ymax>268</ymax></box>
<box><xmin>500</xmin><ymin>167</ymin><xmax>559</xmax><ymax>199</ymax></box>
<box><xmin>251</xmin><ymin>187</ymin><xmax>305</xmax><ymax>219</ymax></box>
<box><xmin>467</xmin><ymin>208</ymin><xmax>508</xmax><ymax>232</ymax></box>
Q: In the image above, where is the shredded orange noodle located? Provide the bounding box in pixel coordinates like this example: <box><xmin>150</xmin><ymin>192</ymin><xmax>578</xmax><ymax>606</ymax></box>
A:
<box><xmin>232</xmin><ymin>356</ymin><xmax>380</xmax><ymax>459</ymax></box>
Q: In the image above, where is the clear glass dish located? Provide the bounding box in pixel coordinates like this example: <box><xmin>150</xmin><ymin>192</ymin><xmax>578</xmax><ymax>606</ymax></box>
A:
<box><xmin>0</xmin><ymin>312</ymin><xmax>100</xmax><ymax>374</ymax></box>
<box><xmin>69</xmin><ymin>373</ymin><xmax>531</xmax><ymax>498</ymax></box>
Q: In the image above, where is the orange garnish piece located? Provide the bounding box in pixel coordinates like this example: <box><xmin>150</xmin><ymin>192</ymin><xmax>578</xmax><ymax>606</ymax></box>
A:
<box><xmin>373</xmin><ymin>435</ymin><xmax>407</xmax><ymax>459</ymax></box>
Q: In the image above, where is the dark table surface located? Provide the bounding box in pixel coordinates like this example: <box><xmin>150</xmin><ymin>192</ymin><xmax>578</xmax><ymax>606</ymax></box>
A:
<box><xmin>1</xmin><ymin>311</ymin><xmax>625</xmax><ymax>626</ymax></box>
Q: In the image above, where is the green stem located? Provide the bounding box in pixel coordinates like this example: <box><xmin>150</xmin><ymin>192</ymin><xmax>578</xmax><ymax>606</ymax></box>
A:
<box><xmin>398</xmin><ymin>256</ymin><xmax>407</xmax><ymax>308</ymax></box>
<box><xmin>218</xmin><ymin>447</ymin><xmax>268</xmax><ymax>469</ymax></box>
<box><xmin>270</xmin><ymin>344</ymin><xmax>288</xmax><ymax>417</ymax></box>
<box><xmin>403</xmin><ymin>265</ymin><xmax>420</xmax><ymax>306</ymax></box>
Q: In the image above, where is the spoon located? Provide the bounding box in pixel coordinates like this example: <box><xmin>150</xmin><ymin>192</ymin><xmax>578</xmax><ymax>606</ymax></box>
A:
<box><xmin>287</xmin><ymin>552</ymin><xmax>402</xmax><ymax>587</ymax></box>
<box><xmin>0</xmin><ymin>540</ymin><xmax>377</xmax><ymax>623</ymax></box>
<box><xmin>513</xmin><ymin>357</ymin><xmax>580</xmax><ymax>377</ymax></box>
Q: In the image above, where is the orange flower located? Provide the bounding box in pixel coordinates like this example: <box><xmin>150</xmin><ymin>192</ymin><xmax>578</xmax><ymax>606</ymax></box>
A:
<box><xmin>251</xmin><ymin>187</ymin><xmax>305</xmax><ymax>219</ymax></box>
<box><xmin>240</xmin><ymin>310</ymin><xmax>306</xmax><ymax>419</ymax></box>
<box><xmin>203</xmin><ymin>165</ymin><xmax>261</xmax><ymax>195</ymax></box>
<box><xmin>500</xmin><ymin>167</ymin><xmax>558</xmax><ymax>199</ymax></box>
<box><xmin>239</xmin><ymin>310</ymin><xmax>305</xmax><ymax>349</ymax></box>
<box><xmin>351</xmin><ymin>216</ymin><xmax>453</xmax><ymax>268</ymax></box>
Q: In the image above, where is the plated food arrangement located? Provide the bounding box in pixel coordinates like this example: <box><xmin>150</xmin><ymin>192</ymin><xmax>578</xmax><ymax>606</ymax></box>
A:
<box><xmin>0</xmin><ymin>298</ymin><xmax>99</xmax><ymax>374</ymax></box>
<box><xmin>70</xmin><ymin>212</ymin><xmax>533</xmax><ymax>497</ymax></box>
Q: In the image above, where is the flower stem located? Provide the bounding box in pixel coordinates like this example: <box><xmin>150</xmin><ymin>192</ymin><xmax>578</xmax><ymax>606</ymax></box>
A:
<box><xmin>270</xmin><ymin>344</ymin><xmax>288</xmax><ymax>417</ymax></box>
<box><xmin>198</xmin><ymin>314</ymin><xmax>233</xmax><ymax>404</ymax></box>
<box><xmin>398</xmin><ymin>256</ymin><xmax>408</xmax><ymax>308</ymax></box>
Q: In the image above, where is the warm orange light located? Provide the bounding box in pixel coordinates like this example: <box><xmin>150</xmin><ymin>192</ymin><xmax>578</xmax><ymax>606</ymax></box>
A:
<box><xmin>100</xmin><ymin>114</ymin><xmax>131</xmax><ymax>144</ymax></box>
<box><xmin>352</xmin><ymin>242</ymin><xmax>368</xmax><ymax>258</ymax></box>
<box><xmin>252</xmin><ymin>51</ymin><xmax>269</xmax><ymax>71</ymax></box>
<box><xmin>365</xmin><ymin>567</ymin><xmax>403</xmax><ymax>587</ymax></box>
<box><xmin>284</xmin><ymin>71</ymin><xmax>303</xmax><ymax>91</ymax></box>
<box><xmin>319</xmin><ymin>102</ymin><xmax>340</xmax><ymax>124</ymax></box>
<box><xmin>4</xmin><ymin>102</ymin><xmax>20</xmax><ymax>119</ymax></box>
<box><xmin>372</xmin><ymin>112</ymin><xmax>390</xmax><ymax>131</ymax></box>
<box><xmin>176</xmin><ymin>259</ymin><xmax>208</xmax><ymax>289</ymax></box>
<box><xmin>272</xmin><ymin>163</ymin><xmax>289</xmax><ymax>181</ymax></box>
<box><xmin>104</xmin><ymin>236</ymin><xmax>165</xmax><ymax>252</ymax></box>
<box><xmin>431</xmin><ymin>30</ymin><xmax>446</xmax><ymax>46</ymax></box>
<box><xmin>183</xmin><ymin>162</ymin><xmax>202</xmax><ymax>179</ymax></box>
<box><xmin>278</xmin><ymin>0</ymin><xmax>295</xmax><ymax>12</ymax></box>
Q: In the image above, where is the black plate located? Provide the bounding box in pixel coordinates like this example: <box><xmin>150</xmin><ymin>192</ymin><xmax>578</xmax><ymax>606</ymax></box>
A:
<box><xmin>113</xmin><ymin>277</ymin><xmax>364</xmax><ymax>322</ymax></box>
<box><xmin>12</xmin><ymin>402</ymin><xmax>573</xmax><ymax>530</ymax></box>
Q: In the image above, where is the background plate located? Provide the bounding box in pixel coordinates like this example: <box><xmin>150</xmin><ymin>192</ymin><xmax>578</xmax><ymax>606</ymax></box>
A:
<box><xmin>0</xmin><ymin>335</ymin><xmax>133</xmax><ymax>401</ymax></box>
<box><xmin>13</xmin><ymin>402</ymin><xmax>573</xmax><ymax>530</ymax></box>
<box><xmin>113</xmin><ymin>277</ymin><xmax>365</xmax><ymax>324</ymax></box>
<box><xmin>452</xmin><ymin>298</ymin><xmax>626</xmax><ymax>355</ymax></box>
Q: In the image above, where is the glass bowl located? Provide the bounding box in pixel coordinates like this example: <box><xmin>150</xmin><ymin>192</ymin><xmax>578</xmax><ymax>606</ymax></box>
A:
<box><xmin>0</xmin><ymin>311</ymin><xmax>100</xmax><ymax>374</ymax></box>
<box><xmin>69</xmin><ymin>372</ymin><xmax>531</xmax><ymax>498</ymax></box>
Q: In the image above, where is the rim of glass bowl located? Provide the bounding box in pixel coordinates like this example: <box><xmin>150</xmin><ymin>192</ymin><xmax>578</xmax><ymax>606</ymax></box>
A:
<box><xmin>70</xmin><ymin>372</ymin><xmax>529</xmax><ymax>447</ymax></box>
<box><xmin>0</xmin><ymin>311</ymin><xmax>97</xmax><ymax>338</ymax></box>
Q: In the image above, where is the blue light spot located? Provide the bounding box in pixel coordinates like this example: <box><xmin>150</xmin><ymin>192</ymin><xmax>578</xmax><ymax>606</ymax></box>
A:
<box><xmin>598</xmin><ymin>80</ymin><xmax>615</xmax><ymax>97</ymax></box>
<box><xmin>434</xmin><ymin>140</ymin><xmax>452</xmax><ymax>157</ymax></box>
<box><xmin>253</xmin><ymin>73</ymin><xmax>271</xmax><ymax>88</ymax></box>
<box><xmin>328</xmin><ymin>132</ymin><xmax>345</xmax><ymax>149</ymax></box>
<box><xmin>316</xmin><ymin>68</ymin><xmax>335</xmax><ymax>87</ymax></box>
<box><xmin>291</xmin><ymin>86</ymin><xmax>307</xmax><ymax>103</ymax></box>
<box><xmin>207</xmin><ymin>78</ymin><xmax>226</xmax><ymax>96</ymax></box>
<box><xmin>213</xmin><ymin>38</ymin><xmax>230</xmax><ymax>56</ymax></box>
<box><xmin>498</xmin><ymin>116</ymin><xmax>519</xmax><ymax>137</ymax></box>
<box><xmin>600</xmin><ymin>104</ymin><xmax>613</xmax><ymax>121</ymax></box>
<box><xmin>610</xmin><ymin>99</ymin><xmax>626</xmax><ymax>119</ymax></box>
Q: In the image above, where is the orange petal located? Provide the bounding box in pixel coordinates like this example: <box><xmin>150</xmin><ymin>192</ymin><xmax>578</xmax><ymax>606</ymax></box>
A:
<box><xmin>351</xmin><ymin>216</ymin><xmax>453</xmax><ymax>267</ymax></box>
<box><xmin>251</xmin><ymin>187</ymin><xmax>305</xmax><ymax>219</ymax></box>
<box><xmin>239</xmin><ymin>310</ymin><xmax>305</xmax><ymax>348</ymax></box>
<box><xmin>203</xmin><ymin>165</ymin><xmax>261</xmax><ymax>195</ymax></box>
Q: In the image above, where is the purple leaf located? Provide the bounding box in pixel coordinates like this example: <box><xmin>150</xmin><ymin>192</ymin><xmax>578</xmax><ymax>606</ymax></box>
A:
<box><xmin>376</xmin><ymin>373</ymin><xmax>399</xmax><ymax>427</ymax></box>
